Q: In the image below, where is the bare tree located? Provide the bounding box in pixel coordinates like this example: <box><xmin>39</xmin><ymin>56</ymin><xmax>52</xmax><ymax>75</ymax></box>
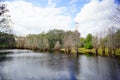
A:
<box><xmin>63</xmin><ymin>31</ymin><xmax>80</xmax><ymax>54</ymax></box>
<box><xmin>92</xmin><ymin>34</ymin><xmax>99</xmax><ymax>56</ymax></box>
<box><xmin>0</xmin><ymin>0</ymin><xmax>12</xmax><ymax>33</ymax></box>
<box><xmin>16</xmin><ymin>37</ymin><xmax>25</xmax><ymax>49</ymax></box>
<box><xmin>63</xmin><ymin>32</ymin><xmax>73</xmax><ymax>54</ymax></box>
<box><xmin>42</xmin><ymin>36</ymin><xmax>49</xmax><ymax>51</ymax></box>
<box><xmin>32</xmin><ymin>35</ymin><xmax>39</xmax><ymax>50</ymax></box>
<box><xmin>99</xmin><ymin>28</ymin><xmax>107</xmax><ymax>55</ymax></box>
<box><xmin>73</xmin><ymin>30</ymin><xmax>80</xmax><ymax>54</ymax></box>
<box><xmin>115</xmin><ymin>29</ymin><xmax>120</xmax><ymax>49</ymax></box>
<box><xmin>110</xmin><ymin>5</ymin><xmax>120</xmax><ymax>25</ymax></box>
<box><xmin>107</xmin><ymin>5</ymin><xmax>120</xmax><ymax>56</ymax></box>
<box><xmin>107</xmin><ymin>26</ymin><xmax>118</xmax><ymax>56</ymax></box>
<box><xmin>37</xmin><ymin>35</ymin><xmax>43</xmax><ymax>50</ymax></box>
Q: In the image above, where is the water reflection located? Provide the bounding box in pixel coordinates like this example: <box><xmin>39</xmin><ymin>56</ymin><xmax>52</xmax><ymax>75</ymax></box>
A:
<box><xmin>78</xmin><ymin>56</ymin><xmax>120</xmax><ymax>80</ymax></box>
<box><xmin>0</xmin><ymin>49</ymin><xmax>119</xmax><ymax>80</ymax></box>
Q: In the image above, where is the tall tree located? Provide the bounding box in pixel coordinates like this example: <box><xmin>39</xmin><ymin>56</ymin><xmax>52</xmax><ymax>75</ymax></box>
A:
<box><xmin>99</xmin><ymin>28</ymin><xmax>107</xmax><ymax>55</ymax></box>
<box><xmin>73</xmin><ymin>30</ymin><xmax>80</xmax><ymax>54</ymax></box>
<box><xmin>46</xmin><ymin>29</ymin><xmax>65</xmax><ymax>49</ymax></box>
<box><xmin>63</xmin><ymin>31</ymin><xmax>74</xmax><ymax>54</ymax></box>
<box><xmin>114</xmin><ymin>29</ymin><xmax>120</xmax><ymax>49</ymax></box>
<box><xmin>16</xmin><ymin>37</ymin><xmax>25</xmax><ymax>49</ymax></box>
<box><xmin>110</xmin><ymin>6</ymin><xmax>120</xmax><ymax>26</ymax></box>
<box><xmin>0</xmin><ymin>0</ymin><xmax>12</xmax><ymax>33</ymax></box>
<box><xmin>92</xmin><ymin>34</ymin><xmax>99</xmax><ymax>56</ymax></box>
<box><xmin>42</xmin><ymin>36</ymin><xmax>49</xmax><ymax>51</ymax></box>
<box><xmin>63</xmin><ymin>31</ymin><xmax>80</xmax><ymax>54</ymax></box>
<box><xmin>107</xmin><ymin>5</ymin><xmax>120</xmax><ymax>56</ymax></box>
<box><xmin>107</xmin><ymin>27</ymin><xmax>117</xmax><ymax>56</ymax></box>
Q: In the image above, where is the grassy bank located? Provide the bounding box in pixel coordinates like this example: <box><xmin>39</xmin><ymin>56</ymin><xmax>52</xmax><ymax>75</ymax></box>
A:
<box><xmin>61</xmin><ymin>48</ymin><xmax>120</xmax><ymax>56</ymax></box>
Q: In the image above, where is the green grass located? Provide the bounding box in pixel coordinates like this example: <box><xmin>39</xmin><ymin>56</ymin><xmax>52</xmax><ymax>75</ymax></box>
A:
<box><xmin>60</xmin><ymin>48</ymin><xmax>120</xmax><ymax>56</ymax></box>
<box><xmin>79</xmin><ymin>48</ymin><xmax>120</xmax><ymax>56</ymax></box>
<box><xmin>116</xmin><ymin>49</ymin><xmax>120</xmax><ymax>56</ymax></box>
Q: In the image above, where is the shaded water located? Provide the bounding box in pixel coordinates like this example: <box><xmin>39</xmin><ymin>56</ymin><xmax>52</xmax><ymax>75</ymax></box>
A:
<box><xmin>0</xmin><ymin>49</ymin><xmax>120</xmax><ymax>80</ymax></box>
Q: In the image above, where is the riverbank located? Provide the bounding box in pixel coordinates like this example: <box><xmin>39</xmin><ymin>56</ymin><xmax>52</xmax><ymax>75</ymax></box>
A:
<box><xmin>1</xmin><ymin>47</ymin><xmax>120</xmax><ymax>57</ymax></box>
<box><xmin>60</xmin><ymin>48</ymin><xmax>120</xmax><ymax>56</ymax></box>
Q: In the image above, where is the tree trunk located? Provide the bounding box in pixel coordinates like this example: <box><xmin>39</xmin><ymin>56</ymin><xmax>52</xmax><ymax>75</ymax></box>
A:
<box><xmin>113</xmin><ymin>48</ymin><xmax>116</xmax><ymax>56</ymax></box>
<box><xmin>102</xmin><ymin>47</ymin><xmax>105</xmax><ymax>55</ymax></box>
<box><xmin>68</xmin><ymin>49</ymin><xmax>71</xmax><ymax>55</ymax></box>
<box><xmin>76</xmin><ymin>47</ymin><xmax>79</xmax><ymax>54</ymax></box>
<box><xmin>65</xmin><ymin>48</ymin><xmax>67</xmax><ymax>54</ymax></box>
<box><xmin>95</xmin><ymin>48</ymin><xmax>98</xmax><ymax>56</ymax></box>
<box><xmin>108</xmin><ymin>47</ymin><xmax>112</xmax><ymax>56</ymax></box>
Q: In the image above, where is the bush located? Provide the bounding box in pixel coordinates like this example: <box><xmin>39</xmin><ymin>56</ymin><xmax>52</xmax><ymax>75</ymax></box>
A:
<box><xmin>84</xmin><ymin>43</ymin><xmax>93</xmax><ymax>49</ymax></box>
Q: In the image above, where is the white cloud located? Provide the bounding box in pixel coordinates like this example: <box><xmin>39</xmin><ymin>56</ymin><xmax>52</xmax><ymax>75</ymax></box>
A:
<box><xmin>6</xmin><ymin>1</ymin><xmax>72</xmax><ymax>36</ymax></box>
<box><xmin>74</xmin><ymin>0</ymin><xmax>116</xmax><ymax>37</ymax></box>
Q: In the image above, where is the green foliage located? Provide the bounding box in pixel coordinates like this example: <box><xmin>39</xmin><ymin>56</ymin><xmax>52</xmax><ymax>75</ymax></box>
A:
<box><xmin>84</xmin><ymin>34</ymin><xmax>93</xmax><ymax>49</ymax></box>
<box><xmin>84</xmin><ymin>43</ymin><xmax>93</xmax><ymax>49</ymax></box>
<box><xmin>21</xmin><ymin>30</ymin><xmax>65</xmax><ymax>50</ymax></box>
<box><xmin>19</xmin><ymin>29</ymin><xmax>80</xmax><ymax>51</ymax></box>
<box><xmin>78</xmin><ymin>37</ymin><xmax>85</xmax><ymax>48</ymax></box>
<box><xmin>0</xmin><ymin>32</ymin><xmax>15</xmax><ymax>49</ymax></box>
<box><xmin>85</xmin><ymin>34</ymin><xmax>92</xmax><ymax>42</ymax></box>
<box><xmin>46</xmin><ymin>29</ymin><xmax>65</xmax><ymax>49</ymax></box>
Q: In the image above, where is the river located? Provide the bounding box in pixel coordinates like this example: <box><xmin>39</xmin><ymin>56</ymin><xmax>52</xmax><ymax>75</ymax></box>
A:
<box><xmin>0</xmin><ymin>49</ymin><xmax>120</xmax><ymax>80</ymax></box>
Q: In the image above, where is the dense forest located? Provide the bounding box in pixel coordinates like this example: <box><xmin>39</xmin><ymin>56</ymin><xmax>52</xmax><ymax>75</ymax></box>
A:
<box><xmin>0</xmin><ymin>0</ymin><xmax>120</xmax><ymax>56</ymax></box>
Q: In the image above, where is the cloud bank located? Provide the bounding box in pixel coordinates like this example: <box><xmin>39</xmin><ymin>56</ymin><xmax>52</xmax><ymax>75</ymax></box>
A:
<box><xmin>6</xmin><ymin>1</ymin><xmax>72</xmax><ymax>36</ymax></box>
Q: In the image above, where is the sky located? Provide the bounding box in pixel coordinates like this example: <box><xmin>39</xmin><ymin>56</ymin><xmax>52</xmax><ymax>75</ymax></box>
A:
<box><xmin>5</xmin><ymin>0</ymin><xmax>120</xmax><ymax>37</ymax></box>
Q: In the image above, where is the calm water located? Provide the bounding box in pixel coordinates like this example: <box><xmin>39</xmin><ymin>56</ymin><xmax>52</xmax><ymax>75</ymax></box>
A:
<box><xmin>0</xmin><ymin>49</ymin><xmax>120</xmax><ymax>80</ymax></box>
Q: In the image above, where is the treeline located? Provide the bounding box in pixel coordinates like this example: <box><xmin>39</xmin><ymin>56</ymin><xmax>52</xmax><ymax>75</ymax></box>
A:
<box><xmin>16</xmin><ymin>29</ymin><xmax>80</xmax><ymax>54</ymax></box>
<box><xmin>16</xmin><ymin>26</ymin><xmax>120</xmax><ymax>56</ymax></box>
<box><xmin>0</xmin><ymin>32</ymin><xmax>15</xmax><ymax>49</ymax></box>
<box><xmin>79</xmin><ymin>27</ymin><xmax>120</xmax><ymax>56</ymax></box>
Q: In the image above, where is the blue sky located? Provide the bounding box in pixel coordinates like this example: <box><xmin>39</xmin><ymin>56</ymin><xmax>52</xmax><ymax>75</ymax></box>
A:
<box><xmin>5</xmin><ymin>0</ymin><xmax>120</xmax><ymax>37</ymax></box>
<box><xmin>6</xmin><ymin>0</ymin><xmax>119</xmax><ymax>15</ymax></box>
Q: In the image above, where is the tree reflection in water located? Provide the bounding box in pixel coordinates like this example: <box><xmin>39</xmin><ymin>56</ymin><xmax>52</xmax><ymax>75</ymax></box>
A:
<box><xmin>0</xmin><ymin>49</ymin><xmax>119</xmax><ymax>80</ymax></box>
